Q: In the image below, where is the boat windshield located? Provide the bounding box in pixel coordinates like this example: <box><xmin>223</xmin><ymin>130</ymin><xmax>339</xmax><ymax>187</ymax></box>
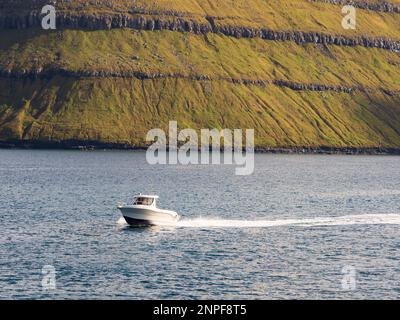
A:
<box><xmin>133</xmin><ymin>197</ymin><xmax>154</xmax><ymax>206</ymax></box>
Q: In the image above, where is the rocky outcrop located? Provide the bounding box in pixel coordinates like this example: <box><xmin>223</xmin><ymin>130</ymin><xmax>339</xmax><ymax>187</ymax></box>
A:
<box><xmin>0</xmin><ymin>12</ymin><xmax>399</xmax><ymax>52</ymax></box>
<box><xmin>255</xmin><ymin>146</ymin><xmax>400</xmax><ymax>155</ymax></box>
<box><xmin>0</xmin><ymin>67</ymin><xmax>397</xmax><ymax>96</ymax></box>
<box><xmin>1</xmin><ymin>138</ymin><xmax>400</xmax><ymax>154</ymax></box>
<box><xmin>308</xmin><ymin>0</ymin><xmax>400</xmax><ymax>14</ymax></box>
<box><xmin>271</xmin><ymin>80</ymin><xmax>355</xmax><ymax>93</ymax></box>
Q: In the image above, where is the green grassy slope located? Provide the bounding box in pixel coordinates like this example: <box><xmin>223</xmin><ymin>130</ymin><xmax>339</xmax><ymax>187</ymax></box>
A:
<box><xmin>0</xmin><ymin>0</ymin><xmax>399</xmax><ymax>149</ymax></box>
<box><xmin>1</xmin><ymin>77</ymin><xmax>399</xmax><ymax>148</ymax></box>
<box><xmin>1</xmin><ymin>29</ymin><xmax>399</xmax><ymax>91</ymax></box>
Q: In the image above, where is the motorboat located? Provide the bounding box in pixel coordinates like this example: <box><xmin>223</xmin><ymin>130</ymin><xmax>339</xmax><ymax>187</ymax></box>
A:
<box><xmin>118</xmin><ymin>194</ymin><xmax>180</xmax><ymax>226</ymax></box>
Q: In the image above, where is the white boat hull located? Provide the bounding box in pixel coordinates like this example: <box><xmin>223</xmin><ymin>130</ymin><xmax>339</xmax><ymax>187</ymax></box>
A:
<box><xmin>118</xmin><ymin>205</ymin><xmax>180</xmax><ymax>226</ymax></box>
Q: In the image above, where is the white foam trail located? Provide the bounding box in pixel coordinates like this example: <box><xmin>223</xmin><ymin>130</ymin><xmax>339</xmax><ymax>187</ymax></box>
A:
<box><xmin>117</xmin><ymin>217</ymin><xmax>128</xmax><ymax>226</ymax></box>
<box><xmin>175</xmin><ymin>214</ymin><xmax>400</xmax><ymax>229</ymax></box>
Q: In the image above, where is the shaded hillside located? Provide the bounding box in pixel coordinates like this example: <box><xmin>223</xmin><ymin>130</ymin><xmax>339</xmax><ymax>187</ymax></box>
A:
<box><xmin>0</xmin><ymin>0</ymin><xmax>399</xmax><ymax>149</ymax></box>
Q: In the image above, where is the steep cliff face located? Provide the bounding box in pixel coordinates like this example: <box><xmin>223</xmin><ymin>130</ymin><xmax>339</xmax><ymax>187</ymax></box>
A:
<box><xmin>0</xmin><ymin>0</ymin><xmax>399</xmax><ymax>149</ymax></box>
<box><xmin>1</xmin><ymin>12</ymin><xmax>399</xmax><ymax>51</ymax></box>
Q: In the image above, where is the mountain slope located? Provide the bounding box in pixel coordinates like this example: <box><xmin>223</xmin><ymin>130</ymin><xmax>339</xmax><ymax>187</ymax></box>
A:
<box><xmin>0</xmin><ymin>0</ymin><xmax>399</xmax><ymax>150</ymax></box>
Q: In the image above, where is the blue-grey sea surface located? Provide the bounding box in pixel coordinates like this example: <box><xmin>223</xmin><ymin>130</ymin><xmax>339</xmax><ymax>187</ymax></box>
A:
<box><xmin>0</xmin><ymin>150</ymin><xmax>399</xmax><ymax>299</ymax></box>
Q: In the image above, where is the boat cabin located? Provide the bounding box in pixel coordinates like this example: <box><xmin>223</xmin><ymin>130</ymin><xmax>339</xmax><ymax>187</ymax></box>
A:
<box><xmin>133</xmin><ymin>195</ymin><xmax>159</xmax><ymax>207</ymax></box>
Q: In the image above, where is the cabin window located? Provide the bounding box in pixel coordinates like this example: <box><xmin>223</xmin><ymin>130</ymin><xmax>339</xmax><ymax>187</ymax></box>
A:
<box><xmin>134</xmin><ymin>197</ymin><xmax>154</xmax><ymax>205</ymax></box>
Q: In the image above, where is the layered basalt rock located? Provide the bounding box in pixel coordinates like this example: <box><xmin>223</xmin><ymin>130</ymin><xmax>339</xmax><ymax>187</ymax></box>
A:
<box><xmin>0</xmin><ymin>12</ymin><xmax>399</xmax><ymax>52</ymax></box>
<box><xmin>1</xmin><ymin>67</ymin><xmax>397</xmax><ymax>96</ymax></box>
<box><xmin>0</xmin><ymin>1</ymin><xmax>399</xmax><ymax>149</ymax></box>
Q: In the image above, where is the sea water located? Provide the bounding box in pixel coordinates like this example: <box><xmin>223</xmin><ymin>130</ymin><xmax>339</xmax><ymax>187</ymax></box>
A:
<box><xmin>0</xmin><ymin>150</ymin><xmax>399</xmax><ymax>299</ymax></box>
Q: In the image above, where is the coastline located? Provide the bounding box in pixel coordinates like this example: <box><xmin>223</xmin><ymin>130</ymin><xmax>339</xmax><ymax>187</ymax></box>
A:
<box><xmin>0</xmin><ymin>140</ymin><xmax>399</xmax><ymax>155</ymax></box>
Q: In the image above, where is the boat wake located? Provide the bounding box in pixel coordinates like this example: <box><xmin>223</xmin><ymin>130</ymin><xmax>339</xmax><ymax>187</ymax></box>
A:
<box><xmin>177</xmin><ymin>214</ymin><xmax>400</xmax><ymax>228</ymax></box>
<box><xmin>118</xmin><ymin>214</ymin><xmax>400</xmax><ymax>229</ymax></box>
